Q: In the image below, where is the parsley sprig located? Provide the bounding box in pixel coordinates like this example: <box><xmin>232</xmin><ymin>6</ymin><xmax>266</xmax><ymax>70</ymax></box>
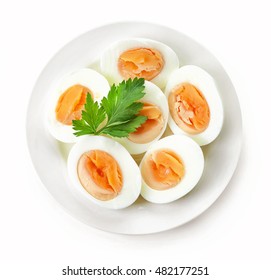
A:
<box><xmin>72</xmin><ymin>78</ymin><xmax>147</xmax><ymax>138</ymax></box>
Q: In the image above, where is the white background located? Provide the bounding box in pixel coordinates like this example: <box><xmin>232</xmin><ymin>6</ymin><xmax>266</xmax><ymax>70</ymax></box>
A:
<box><xmin>1</xmin><ymin>0</ymin><xmax>270</xmax><ymax>279</ymax></box>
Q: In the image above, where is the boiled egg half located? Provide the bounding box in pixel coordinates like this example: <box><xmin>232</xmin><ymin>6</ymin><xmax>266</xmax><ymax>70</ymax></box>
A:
<box><xmin>116</xmin><ymin>81</ymin><xmax>168</xmax><ymax>155</ymax></box>
<box><xmin>165</xmin><ymin>65</ymin><xmax>224</xmax><ymax>146</ymax></box>
<box><xmin>67</xmin><ymin>136</ymin><xmax>141</xmax><ymax>209</ymax></box>
<box><xmin>140</xmin><ymin>135</ymin><xmax>204</xmax><ymax>203</ymax></box>
<box><xmin>100</xmin><ymin>38</ymin><xmax>179</xmax><ymax>89</ymax></box>
<box><xmin>46</xmin><ymin>68</ymin><xmax>110</xmax><ymax>143</ymax></box>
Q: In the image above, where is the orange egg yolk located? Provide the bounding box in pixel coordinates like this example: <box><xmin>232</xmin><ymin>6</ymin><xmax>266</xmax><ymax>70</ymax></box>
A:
<box><xmin>118</xmin><ymin>48</ymin><xmax>164</xmax><ymax>81</ymax></box>
<box><xmin>77</xmin><ymin>150</ymin><xmax>123</xmax><ymax>201</ymax></box>
<box><xmin>55</xmin><ymin>84</ymin><xmax>92</xmax><ymax>125</ymax></box>
<box><xmin>141</xmin><ymin>149</ymin><xmax>185</xmax><ymax>190</ymax></box>
<box><xmin>128</xmin><ymin>102</ymin><xmax>164</xmax><ymax>144</ymax></box>
<box><xmin>168</xmin><ymin>83</ymin><xmax>210</xmax><ymax>134</ymax></box>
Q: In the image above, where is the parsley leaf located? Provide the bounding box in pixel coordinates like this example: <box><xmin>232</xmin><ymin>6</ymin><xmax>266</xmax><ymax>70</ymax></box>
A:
<box><xmin>101</xmin><ymin>78</ymin><xmax>146</xmax><ymax>125</ymax></box>
<box><xmin>72</xmin><ymin>78</ymin><xmax>147</xmax><ymax>138</ymax></box>
<box><xmin>101</xmin><ymin>115</ymin><xmax>147</xmax><ymax>138</ymax></box>
<box><xmin>72</xmin><ymin>94</ymin><xmax>106</xmax><ymax>136</ymax></box>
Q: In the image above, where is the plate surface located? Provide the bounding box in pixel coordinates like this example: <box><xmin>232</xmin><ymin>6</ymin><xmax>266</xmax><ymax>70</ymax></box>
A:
<box><xmin>26</xmin><ymin>22</ymin><xmax>242</xmax><ymax>234</ymax></box>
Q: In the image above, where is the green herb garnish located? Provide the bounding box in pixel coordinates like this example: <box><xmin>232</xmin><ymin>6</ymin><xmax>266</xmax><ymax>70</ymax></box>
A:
<box><xmin>72</xmin><ymin>78</ymin><xmax>147</xmax><ymax>138</ymax></box>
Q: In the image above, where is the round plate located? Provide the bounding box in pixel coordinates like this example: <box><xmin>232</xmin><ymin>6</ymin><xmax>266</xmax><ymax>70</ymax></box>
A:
<box><xmin>26</xmin><ymin>22</ymin><xmax>242</xmax><ymax>234</ymax></box>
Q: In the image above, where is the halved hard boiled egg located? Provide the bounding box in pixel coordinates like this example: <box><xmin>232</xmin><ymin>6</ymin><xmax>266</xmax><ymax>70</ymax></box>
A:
<box><xmin>67</xmin><ymin>135</ymin><xmax>141</xmax><ymax>209</ymax></box>
<box><xmin>46</xmin><ymin>68</ymin><xmax>110</xmax><ymax>143</ymax></box>
<box><xmin>100</xmin><ymin>38</ymin><xmax>179</xmax><ymax>89</ymax></box>
<box><xmin>116</xmin><ymin>81</ymin><xmax>168</xmax><ymax>155</ymax></box>
<box><xmin>140</xmin><ymin>135</ymin><xmax>204</xmax><ymax>204</ymax></box>
<box><xmin>165</xmin><ymin>65</ymin><xmax>224</xmax><ymax>146</ymax></box>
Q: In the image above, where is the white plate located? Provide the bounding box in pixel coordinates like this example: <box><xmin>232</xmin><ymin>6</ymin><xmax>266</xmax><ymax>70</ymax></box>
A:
<box><xmin>26</xmin><ymin>22</ymin><xmax>242</xmax><ymax>234</ymax></box>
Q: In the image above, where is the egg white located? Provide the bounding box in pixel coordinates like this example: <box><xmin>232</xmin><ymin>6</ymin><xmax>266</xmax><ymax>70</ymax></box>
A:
<box><xmin>100</xmin><ymin>38</ymin><xmax>180</xmax><ymax>89</ymax></box>
<box><xmin>165</xmin><ymin>65</ymin><xmax>224</xmax><ymax>146</ymax></box>
<box><xmin>67</xmin><ymin>135</ymin><xmax>142</xmax><ymax>209</ymax></box>
<box><xmin>46</xmin><ymin>68</ymin><xmax>110</xmax><ymax>143</ymax></box>
<box><xmin>116</xmin><ymin>81</ymin><xmax>168</xmax><ymax>155</ymax></box>
<box><xmin>140</xmin><ymin>135</ymin><xmax>204</xmax><ymax>204</ymax></box>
